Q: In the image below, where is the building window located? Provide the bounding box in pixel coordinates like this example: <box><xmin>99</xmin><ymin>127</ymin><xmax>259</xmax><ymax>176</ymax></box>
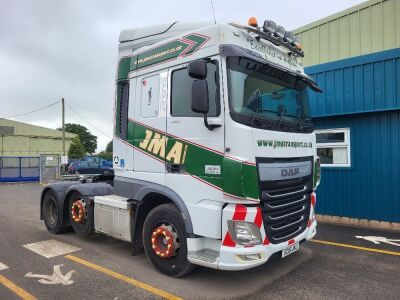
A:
<box><xmin>315</xmin><ymin>128</ymin><xmax>350</xmax><ymax>167</ymax></box>
<box><xmin>171</xmin><ymin>61</ymin><xmax>219</xmax><ymax>117</ymax></box>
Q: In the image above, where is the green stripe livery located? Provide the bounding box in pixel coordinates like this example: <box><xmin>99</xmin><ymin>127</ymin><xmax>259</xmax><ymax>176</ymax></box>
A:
<box><xmin>126</xmin><ymin>121</ymin><xmax>259</xmax><ymax>201</ymax></box>
<box><xmin>117</xmin><ymin>34</ymin><xmax>209</xmax><ymax>81</ymax></box>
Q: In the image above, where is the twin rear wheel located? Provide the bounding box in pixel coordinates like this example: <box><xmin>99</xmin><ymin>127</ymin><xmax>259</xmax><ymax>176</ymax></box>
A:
<box><xmin>68</xmin><ymin>192</ymin><xmax>94</xmax><ymax>237</ymax></box>
<box><xmin>43</xmin><ymin>191</ymin><xmax>194</xmax><ymax>277</ymax></box>
<box><xmin>43</xmin><ymin>191</ymin><xmax>63</xmax><ymax>234</ymax></box>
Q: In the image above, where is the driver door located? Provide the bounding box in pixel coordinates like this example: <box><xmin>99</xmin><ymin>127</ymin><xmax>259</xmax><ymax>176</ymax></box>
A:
<box><xmin>166</xmin><ymin>58</ymin><xmax>224</xmax><ymax>198</ymax></box>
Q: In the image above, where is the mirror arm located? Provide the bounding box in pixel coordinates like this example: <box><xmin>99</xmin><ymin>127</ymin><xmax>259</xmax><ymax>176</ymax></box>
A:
<box><xmin>203</xmin><ymin>114</ymin><xmax>221</xmax><ymax>131</ymax></box>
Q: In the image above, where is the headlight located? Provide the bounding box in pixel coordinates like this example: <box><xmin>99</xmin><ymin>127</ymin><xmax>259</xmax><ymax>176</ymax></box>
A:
<box><xmin>313</xmin><ymin>158</ymin><xmax>321</xmax><ymax>190</ymax></box>
<box><xmin>227</xmin><ymin>220</ymin><xmax>262</xmax><ymax>246</ymax></box>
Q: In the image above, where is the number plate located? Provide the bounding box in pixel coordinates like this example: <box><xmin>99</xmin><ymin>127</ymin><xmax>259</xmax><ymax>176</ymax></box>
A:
<box><xmin>282</xmin><ymin>242</ymin><xmax>300</xmax><ymax>258</ymax></box>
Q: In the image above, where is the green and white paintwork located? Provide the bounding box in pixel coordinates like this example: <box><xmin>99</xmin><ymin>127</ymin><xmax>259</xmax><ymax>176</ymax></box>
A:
<box><xmin>112</xmin><ymin>21</ymin><xmax>318</xmax><ymax>241</ymax></box>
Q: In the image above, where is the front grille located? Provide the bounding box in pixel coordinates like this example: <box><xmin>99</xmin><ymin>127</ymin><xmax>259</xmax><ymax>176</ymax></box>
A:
<box><xmin>257</xmin><ymin>156</ymin><xmax>313</xmax><ymax>244</ymax></box>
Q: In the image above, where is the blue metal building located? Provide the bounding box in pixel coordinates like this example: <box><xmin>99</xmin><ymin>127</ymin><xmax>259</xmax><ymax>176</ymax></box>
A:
<box><xmin>295</xmin><ymin>0</ymin><xmax>400</xmax><ymax>223</ymax></box>
<box><xmin>307</xmin><ymin>49</ymin><xmax>400</xmax><ymax>223</ymax></box>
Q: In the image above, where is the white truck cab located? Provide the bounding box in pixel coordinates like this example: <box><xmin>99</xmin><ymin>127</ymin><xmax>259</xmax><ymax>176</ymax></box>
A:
<box><xmin>41</xmin><ymin>18</ymin><xmax>322</xmax><ymax>277</ymax></box>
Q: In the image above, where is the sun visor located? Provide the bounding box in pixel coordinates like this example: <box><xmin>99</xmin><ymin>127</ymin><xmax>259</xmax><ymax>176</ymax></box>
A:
<box><xmin>220</xmin><ymin>44</ymin><xmax>323</xmax><ymax>93</ymax></box>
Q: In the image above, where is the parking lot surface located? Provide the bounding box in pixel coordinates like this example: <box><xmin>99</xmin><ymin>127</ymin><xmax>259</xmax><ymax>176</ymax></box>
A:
<box><xmin>0</xmin><ymin>183</ymin><xmax>399</xmax><ymax>299</ymax></box>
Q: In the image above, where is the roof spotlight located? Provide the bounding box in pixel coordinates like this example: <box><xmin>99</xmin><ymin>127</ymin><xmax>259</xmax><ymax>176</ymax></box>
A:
<box><xmin>263</xmin><ymin>20</ymin><xmax>277</xmax><ymax>33</ymax></box>
<box><xmin>275</xmin><ymin>25</ymin><xmax>285</xmax><ymax>39</ymax></box>
<box><xmin>284</xmin><ymin>31</ymin><xmax>295</xmax><ymax>45</ymax></box>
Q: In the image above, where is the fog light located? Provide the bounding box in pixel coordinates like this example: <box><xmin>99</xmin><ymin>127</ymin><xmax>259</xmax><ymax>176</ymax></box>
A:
<box><xmin>238</xmin><ymin>253</ymin><xmax>262</xmax><ymax>261</ymax></box>
<box><xmin>228</xmin><ymin>220</ymin><xmax>262</xmax><ymax>246</ymax></box>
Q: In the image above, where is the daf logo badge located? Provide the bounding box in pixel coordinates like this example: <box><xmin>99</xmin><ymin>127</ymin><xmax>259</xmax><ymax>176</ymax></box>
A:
<box><xmin>281</xmin><ymin>168</ymin><xmax>300</xmax><ymax>177</ymax></box>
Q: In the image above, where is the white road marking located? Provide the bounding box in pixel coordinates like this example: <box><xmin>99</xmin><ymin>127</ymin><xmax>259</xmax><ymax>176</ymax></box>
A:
<box><xmin>25</xmin><ymin>264</ymin><xmax>74</xmax><ymax>285</ymax></box>
<box><xmin>0</xmin><ymin>262</ymin><xmax>9</xmax><ymax>271</ymax></box>
<box><xmin>355</xmin><ymin>236</ymin><xmax>400</xmax><ymax>247</ymax></box>
<box><xmin>23</xmin><ymin>239</ymin><xmax>81</xmax><ymax>258</ymax></box>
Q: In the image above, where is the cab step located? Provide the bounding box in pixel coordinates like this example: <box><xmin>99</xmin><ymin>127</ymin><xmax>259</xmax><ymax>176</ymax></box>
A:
<box><xmin>188</xmin><ymin>249</ymin><xmax>219</xmax><ymax>269</ymax></box>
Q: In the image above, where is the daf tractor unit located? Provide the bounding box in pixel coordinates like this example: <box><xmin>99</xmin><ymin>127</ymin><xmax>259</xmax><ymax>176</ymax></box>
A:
<box><xmin>40</xmin><ymin>17</ymin><xmax>322</xmax><ymax>277</ymax></box>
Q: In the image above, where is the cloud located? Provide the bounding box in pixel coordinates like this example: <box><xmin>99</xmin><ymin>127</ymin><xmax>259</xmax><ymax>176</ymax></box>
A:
<box><xmin>0</xmin><ymin>0</ymin><xmax>367</xmax><ymax>151</ymax></box>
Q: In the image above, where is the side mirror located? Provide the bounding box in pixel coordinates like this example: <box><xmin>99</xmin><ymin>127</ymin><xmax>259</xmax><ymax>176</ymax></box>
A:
<box><xmin>192</xmin><ymin>80</ymin><xmax>209</xmax><ymax>114</ymax></box>
<box><xmin>188</xmin><ymin>60</ymin><xmax>207</xmax><ymax>79</ymax></box>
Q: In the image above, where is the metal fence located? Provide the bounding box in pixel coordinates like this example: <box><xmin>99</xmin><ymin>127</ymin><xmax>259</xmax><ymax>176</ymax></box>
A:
<box><xmin>39</xmin><ymin>154</ymin><xmax>61</xmax><ymax>183</ymax></box>
<box><xmin>0</xmin><ymin>157</ymin><xmax>40</xmax><ymax>182</ymax></box>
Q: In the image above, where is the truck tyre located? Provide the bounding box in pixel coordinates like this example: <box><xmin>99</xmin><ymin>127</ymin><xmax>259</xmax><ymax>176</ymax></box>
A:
<box><xmin>68</xmin><ymin>191</ymin><xmax>94</xmax><ymax>237</ymax></box>
<box><xmin>143</xmin><ymin>203</ymin><xmax>195</xmax><ymax>277</ymax></box>
<box><xmin>43</xmin><ymin>190</ymin><xmax>64</xmax><ymax>234</ymax></box>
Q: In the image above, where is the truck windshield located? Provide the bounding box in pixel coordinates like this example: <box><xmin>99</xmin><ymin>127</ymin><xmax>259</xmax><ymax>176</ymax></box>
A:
<box><xmin>227</xmin><ymin>57</ymin><xmax>313</xmax><ymax>133</ymax></box>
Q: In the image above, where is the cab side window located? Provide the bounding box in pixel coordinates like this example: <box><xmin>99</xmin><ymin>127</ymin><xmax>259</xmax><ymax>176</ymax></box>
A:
<box><xmin>140</xmin><ymin>75</ymin><xmax>160</xmax><ymax>118</ymax></box>
<box><xmin>171</xmin><ymin>62</ymin><xmax>219</xmax><ymax>117</ymax></box>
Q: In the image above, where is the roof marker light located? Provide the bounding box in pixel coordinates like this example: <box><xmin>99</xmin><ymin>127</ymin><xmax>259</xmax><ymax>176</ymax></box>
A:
<box><xmin>248</xmin><ymin>17</ymin><xmax>258</xmax><ymax>27</ymax></box>
<box><xmin>294</xmin><ymin>35</ymin><xmax>302</xmax><ymax>50</ymax></box>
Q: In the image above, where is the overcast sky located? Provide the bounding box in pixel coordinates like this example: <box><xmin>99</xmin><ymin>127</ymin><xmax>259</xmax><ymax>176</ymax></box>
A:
<box><xmin>0</xmin><ymin>0</ymin><xmax>367</xmax><ymax>151</ymax></box>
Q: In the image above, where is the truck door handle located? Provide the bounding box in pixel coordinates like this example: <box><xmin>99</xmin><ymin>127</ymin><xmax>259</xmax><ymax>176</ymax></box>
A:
<box><xmin>166</xmin><ymin>163</ymin><xmax>185</xmax><ymax>173</ymax></box>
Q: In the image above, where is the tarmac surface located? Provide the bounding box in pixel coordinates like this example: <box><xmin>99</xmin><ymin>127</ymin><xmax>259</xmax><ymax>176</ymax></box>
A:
<box><xmin>0</xmin><ymin>183</ymin><xmax>399</xmax><ymax>299</ymax></box>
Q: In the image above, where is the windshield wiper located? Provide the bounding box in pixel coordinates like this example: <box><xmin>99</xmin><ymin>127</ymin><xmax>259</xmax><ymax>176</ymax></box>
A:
<box><xmin>297</xmin><ymin>116</ymin><xmax>312</xmax><ymax>130</ymax></box>
<box><xmin>250</xmin><ymin>107</ymin><xmax>261</xmax><ymax>126</ymax></box>
<box><xmin>249</xmin><ymin>108</ymin><xmax>275</xmax><ymax>129</ymax></box>
<box><xmin>275</xmin><ymin>104</ymin><xmax>287</xmax><ymax>129</ymax></box>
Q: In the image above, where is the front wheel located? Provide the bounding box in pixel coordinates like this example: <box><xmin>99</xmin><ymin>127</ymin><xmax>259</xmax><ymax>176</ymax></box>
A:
<box><xmin>143</xmin><ymin>203</ymin><xmax>195</xmax><ymax>277</ymax></box>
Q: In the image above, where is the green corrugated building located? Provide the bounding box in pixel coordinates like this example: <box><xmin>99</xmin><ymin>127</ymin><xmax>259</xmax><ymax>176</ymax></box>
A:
<box><xmin>295</xmin><ymin>0</ymin><xmax>400</xmax><ymax>67</ymax></box>
<box><xmin>0</xmin><ymin>119</ymin><xmax>75</xmax><ymax>157</ymax></box>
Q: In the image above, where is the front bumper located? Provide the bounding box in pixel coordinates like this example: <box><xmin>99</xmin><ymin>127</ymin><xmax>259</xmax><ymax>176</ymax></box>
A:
<box><xmin>217</xmin><ymin>219</ymin><xmax>316</xmax><ymax>270</ymax></box>
<box><xmin>187</xmin><ymin>193</ymin><xmax>317</xmax><ymax>271</ymax></box>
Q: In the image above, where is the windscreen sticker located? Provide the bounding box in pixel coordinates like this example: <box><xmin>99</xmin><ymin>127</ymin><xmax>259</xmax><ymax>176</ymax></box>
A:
<box><xmin>257</xmin><ymin>139</ymin><xmax>312</xmax><ymax>149</ymax></box>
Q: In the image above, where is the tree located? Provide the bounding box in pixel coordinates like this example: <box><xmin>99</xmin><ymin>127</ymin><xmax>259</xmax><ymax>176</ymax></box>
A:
<box><xmin>106</xmin><ymin>141</ymin><xmax>113</xmax><ymax>153</ymax></box>
<box><xmin>68</xmin><ymin>136</ymin><xmax>85</xmax><ymax>159</ymax></box>
<box><xmin>98</xmin><ymin>151</ymin><xmax>113</xmax><ymax>161</ymax></box>
<box><xmin>97</xmin><ymin>140</ymin><xmax>113</xmax><ymax>161</ymax></box>
<box><xmin>60</xmin><ymin>123</ymin><xmax>97</xmax><ymax>154</ymax></box>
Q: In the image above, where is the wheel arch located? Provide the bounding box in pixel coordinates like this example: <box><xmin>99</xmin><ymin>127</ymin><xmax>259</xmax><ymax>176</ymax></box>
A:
<box><xmin>128</xmin><ymin>182</ymin><xmax>194</xmax><ymax>235</ymax></box>
<box><xmin>114</xmin><ymin>177</ymin><xmax>194</xmax><ymax>234</ymax></box>
<box><xmin>131</xmin><ymin>190</ymin><xmax>193</xmax><ymax>256</ymax></box>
